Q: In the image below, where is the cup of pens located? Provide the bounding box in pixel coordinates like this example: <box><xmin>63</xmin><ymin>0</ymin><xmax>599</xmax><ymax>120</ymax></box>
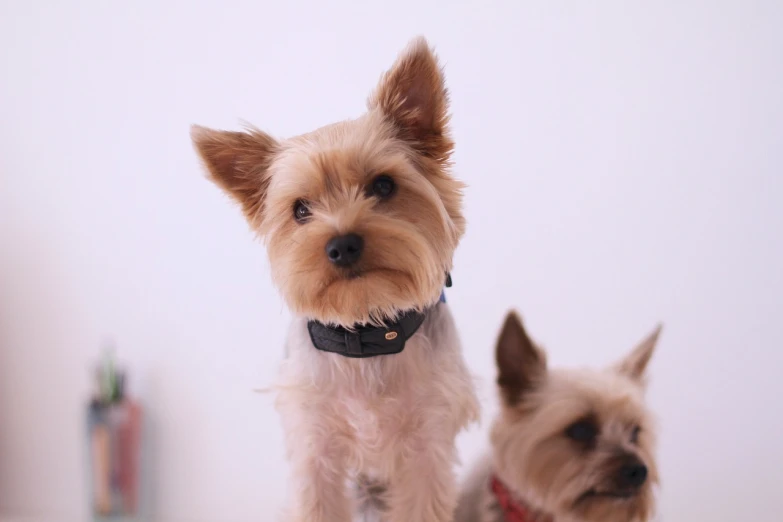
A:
<box><xmin>86</xmin><ymin>350</ymin><xmax>142</xmax><ymax>521</ymax></box>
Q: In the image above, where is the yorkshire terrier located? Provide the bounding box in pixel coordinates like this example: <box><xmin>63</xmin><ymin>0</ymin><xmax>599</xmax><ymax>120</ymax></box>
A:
<box><xmin>191</xmin><ymin>37</ymin><xmax>479</xmax><ymax>522</ymax></box>
<box><xmin>457</xmin><ymin>312</ymin><xmax>661</xmax><ymax>522</ymax></box>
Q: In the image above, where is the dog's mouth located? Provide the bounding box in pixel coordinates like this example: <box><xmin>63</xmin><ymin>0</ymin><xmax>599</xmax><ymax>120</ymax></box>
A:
<box><xmin>576</xmin><ymin>489</ymin><xmax>639</xmax><ymax>504</ymax></box>
<box><xmin>340</xmin><ymin>268</ymin><xmax>362</xmax><ymax>280</ymax></box>
<box><xmin>335</xmin><ymin>266</ymin><xmax>409</xmax><ymax>281</ymax></box>
<box><xmin>315</xmin><ymin>266</ymin><xmax>415</xmax><ymax>302</ymax></box>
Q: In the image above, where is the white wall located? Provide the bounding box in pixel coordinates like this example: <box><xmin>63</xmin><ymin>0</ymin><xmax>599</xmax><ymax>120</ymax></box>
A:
<box><xmin>1</xmin><ymin>1</ymin><xmax>781</xmax><ymax>521</ymax></box>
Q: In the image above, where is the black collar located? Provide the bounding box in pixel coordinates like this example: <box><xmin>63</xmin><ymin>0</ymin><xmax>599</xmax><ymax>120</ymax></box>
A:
<box><xmin>307</xmin><ymin>274</ymin><xmax>452</xmax><ymax>358</ymax></box>
<box><xmin>307</xmin><ymin>308</ymin><xmax>428</xmax><ymax>358</ymax></box>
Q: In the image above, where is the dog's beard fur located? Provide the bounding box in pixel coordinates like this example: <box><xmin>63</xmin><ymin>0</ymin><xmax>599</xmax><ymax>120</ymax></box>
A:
<box><xmin>468</xmin><ymin>313</ymin><xmax>661</xmax><ymax>522</ymax></box>
<box><xmin>190</xmin><ymin>37</ymin><xmax>464</xmax><ymax>327</ymax></box>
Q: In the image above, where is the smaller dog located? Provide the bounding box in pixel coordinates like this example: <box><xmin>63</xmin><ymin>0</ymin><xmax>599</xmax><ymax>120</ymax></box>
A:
<box><xmin>457</xmin><ymin>312</ymin><xmax>661</xmax><ymax>522</ymax></box>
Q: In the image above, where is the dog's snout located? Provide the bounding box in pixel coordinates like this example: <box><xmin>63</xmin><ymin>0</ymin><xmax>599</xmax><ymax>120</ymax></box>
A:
<box><xmin>618</xmin><ymin>461</ymin><xmax>648</xmax><ymax>489</ymax></box>
<box><xmin>326</xmin><ymin>234</ymin><xmax>364</xmax><ymax>267</ymax></box>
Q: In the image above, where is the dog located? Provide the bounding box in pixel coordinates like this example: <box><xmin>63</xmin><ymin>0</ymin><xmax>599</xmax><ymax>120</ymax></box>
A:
<box><xmin>191</xmin><ymin>37</ymin><xmax>479</xmax><ymax>522</ymax></box>
<box><xmin>456</xmin><ymin>312</ymin><xmax>661</xmax><ymax>522</ymax></box>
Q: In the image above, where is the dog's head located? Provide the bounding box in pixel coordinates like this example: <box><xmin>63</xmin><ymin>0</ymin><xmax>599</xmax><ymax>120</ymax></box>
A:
<box><xmin>490</xmin><ymin>312</ymin><xmax>660</xmax><ymax>522</ymax></box>
<box><xmin>191</xmin><ymin>37</ymin><xmax>464</xmax><ymax>327</ymax></box>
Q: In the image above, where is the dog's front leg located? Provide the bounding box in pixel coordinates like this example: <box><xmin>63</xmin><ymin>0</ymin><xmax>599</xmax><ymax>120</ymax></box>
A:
<box><xmin>385</xmin><ymin>433</ymin><xmax>459</xmax><ymax>522</ymax></box>
<box><xmin>280</xmin><ymin>400</ymin><xmax>354</xmax><ymax>522</ymax></box>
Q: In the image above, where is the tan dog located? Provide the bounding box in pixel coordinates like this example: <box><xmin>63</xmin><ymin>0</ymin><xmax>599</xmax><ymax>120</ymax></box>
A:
<box><xmin>457</xmin><ymin>312</ymin><xmax>660</xmax><ymax>522</ymax></box>
<box><xmin>191</xmin><ymin>37</ymin><xmax>478</xmax><ymax>522</ymax></box>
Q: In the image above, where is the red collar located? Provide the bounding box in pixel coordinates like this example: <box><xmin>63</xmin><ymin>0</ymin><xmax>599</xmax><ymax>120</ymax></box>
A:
<box><xmin>490</xmin><ymin>475</ymin><xmax>552</xmax><ymax>522</ymax></box>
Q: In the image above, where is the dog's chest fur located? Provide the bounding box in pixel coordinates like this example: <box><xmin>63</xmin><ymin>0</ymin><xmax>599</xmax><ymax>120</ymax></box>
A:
<box><xmin>277</xmin><ymin>303</ymin><xmax>479</xmax><ymax>475</ymax></box>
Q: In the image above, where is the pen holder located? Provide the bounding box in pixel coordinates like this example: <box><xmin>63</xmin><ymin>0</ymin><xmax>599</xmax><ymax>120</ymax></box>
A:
<box><xmin>86</xmin><ymin>399</ymin><xmax>142</xmax><ymax>521</ymax></box>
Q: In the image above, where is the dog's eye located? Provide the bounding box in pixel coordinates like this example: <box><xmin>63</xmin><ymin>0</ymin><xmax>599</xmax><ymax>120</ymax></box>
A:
<box><xmin>293</xmin><ymin>200</ymin><xmax>312</xmax><ymax>223</ymax></box>
<box><xmin>370</xmin><ymin>175</ymin><xmax>396</xmax><ymax>199</ymax></box>
<box><xmin>630</xmin><ymin>425</ymin><xmax>641</xmax><ymax>444</ymax></box>
<box><xmin>565</xmin><ymin>420</ymin><xmax>598</xmax><ymax>443</ymax></box>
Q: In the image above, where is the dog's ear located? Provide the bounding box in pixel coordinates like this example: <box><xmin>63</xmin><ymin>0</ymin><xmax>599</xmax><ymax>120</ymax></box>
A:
<box><xmin>615</xmin><ymin>324</ymin><xmax>662</xmax><ymax>384</ymax></box>
<box><xmin>191</xmin><ymin>125</ymin><xmax>278</xmax><ymax>226</ymax></box>
<box><xmin>368</xmin><ymin>36</ymin><xmax>452</xmax><ymax>162</ymax></box>
<box><xmin>496</xmin><ymin>311</ymin><xmax>547</xmax><ymax>406</ymax></box>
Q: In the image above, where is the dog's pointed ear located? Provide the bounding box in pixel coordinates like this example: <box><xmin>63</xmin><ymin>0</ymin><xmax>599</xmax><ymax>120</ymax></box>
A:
<box><xmin>368</xmin><ymin>36</ymin><xmax>452</xmax><ymax>162</ymax></box>
<box><xmin>615</xmin><ymin>324</ymin><xmax>662</xmax><ymax>384</ymax></box>
<box><xmin>496</xmin><ymin>311</ymin><xmax>547</xmax><ymax>406</ymax></box>
<box><xmin>191</xmin><ymin>125</ymin><xmax>278</xmax><ymax>226</ymax></box>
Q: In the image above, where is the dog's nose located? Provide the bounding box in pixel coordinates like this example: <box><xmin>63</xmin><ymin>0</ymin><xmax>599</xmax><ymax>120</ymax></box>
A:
<box><xmin>618</xmin><ymin>462</ymin><xmax>648</xmax><ymax>489</ymax></box>
<box><xmin>326</xmin><ymin>234</ymin><xmax>364</xmax><ymax>267</ymax></box>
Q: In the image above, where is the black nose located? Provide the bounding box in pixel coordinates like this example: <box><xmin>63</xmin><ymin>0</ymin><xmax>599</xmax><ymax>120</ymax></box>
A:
<box><xmin>325</xmin><ymin>234</ymin><xmax>364</xmax><ymax>267</ymax></box>
<box><xmin>618</xmin><ymin>463</ymin><xmax>648</xmax><ymax>489</ymax></box>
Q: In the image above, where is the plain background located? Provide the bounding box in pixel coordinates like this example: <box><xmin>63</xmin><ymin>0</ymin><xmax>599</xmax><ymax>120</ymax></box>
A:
<box><xmin>1</xmin><ymin>1</ymin><xmax>781</xmax><ymax>521</ymax></box>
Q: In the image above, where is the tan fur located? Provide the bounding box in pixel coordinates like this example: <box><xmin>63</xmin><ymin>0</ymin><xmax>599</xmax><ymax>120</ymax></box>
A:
<box><xmin>191</xmin><ymin>37</ymin><xmax>478</xmax><ymax>522</ymax></box>
<box><xmin>457</xmin><ymin>313</ymin><xmax>661</xmax><ymax>522</ymax></box>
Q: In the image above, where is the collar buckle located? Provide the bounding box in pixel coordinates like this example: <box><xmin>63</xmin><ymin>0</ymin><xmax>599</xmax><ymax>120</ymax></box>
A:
<box><xmin>344</xmin><ymin>331</ymin><xmax>363</xmax><ymax>356</ymax></box>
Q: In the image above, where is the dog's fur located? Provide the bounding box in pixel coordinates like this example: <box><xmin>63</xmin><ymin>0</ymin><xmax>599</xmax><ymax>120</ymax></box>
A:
<box><xmin>456</xmin><ymin>313</ymin><xmax>660</xmax><ymax>522</ymax></box>
<box><xmin>191</xmin><ymin>37</ymin><xmax>479</xmax><ymax>522</ymax></box>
